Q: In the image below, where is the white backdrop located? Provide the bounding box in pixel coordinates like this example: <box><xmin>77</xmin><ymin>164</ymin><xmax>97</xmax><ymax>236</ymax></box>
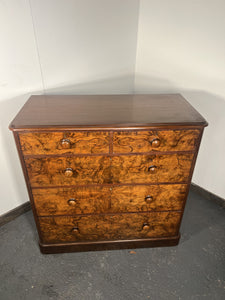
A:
<box><xmin>1</xmin><ymin>0</ymin><xmax>224</xmax><ymax>215</ymax></box>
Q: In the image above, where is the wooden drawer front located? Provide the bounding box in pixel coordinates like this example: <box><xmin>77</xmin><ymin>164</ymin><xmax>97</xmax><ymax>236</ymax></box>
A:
<box><xmin>25</xmin><ymin>156</ymin><xmax>110</xmax><ymax>187</ymax></box>
<box><xmin>33</xmin><ymin>184</ymin><xmax>186</xmax><ymax>216</ymax></box>
<box><xmin>39</xmin><ymin>212</ymin><xmax>181</xmax><ymax>244</ymax></box>
<box><xmin>110</xmin><ymin>184</ymin><xmax>187</xmax><ymax>212</ymax></box>
<box><xmin>26</xmin><ymin>153</ymin><xmax>193</xmax><ymax>187</ymax></box>
<box><xmin>111</xmin><ymin>154</ymin><xmax>194</xmax><ymax>184</ymax></box>
<box><xmin>19</xmin><ymin>131</ymin><xmax>109</xmax><ymax>155</ymax></box>
<box><xmin>33</xmin><ymin>187</ymin><xmax>110</xmax><ymax>216</ymax></box>
<box><xmin>113</xmin><ymin>129</ymin><xmax>200</xmax><ymax>153</ymax></box>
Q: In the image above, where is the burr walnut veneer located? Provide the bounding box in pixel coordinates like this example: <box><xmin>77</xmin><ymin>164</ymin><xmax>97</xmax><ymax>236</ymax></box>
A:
<box><xmin>9</xmin><ymin>94</ymin><xmax>207</xmax><ymax>254</ymax></box>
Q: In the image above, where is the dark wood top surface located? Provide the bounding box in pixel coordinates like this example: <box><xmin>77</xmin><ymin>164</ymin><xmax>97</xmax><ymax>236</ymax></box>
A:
<box><xmin>9</xmin><ymin>94</ymin><xmax>207</xmax><ymax>130</ymax></box>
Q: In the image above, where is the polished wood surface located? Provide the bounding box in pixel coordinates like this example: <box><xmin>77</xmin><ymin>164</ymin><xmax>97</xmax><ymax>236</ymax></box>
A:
<box><xmin>32</xmin><ymin>184</ymin><xmax>186</xmax><ymax>216</ymax></box>
<box><xmin>113</xmin><ymin>129</ymin><xmax>200</xmax><ymax>153</ymax></box>
<box><xmin>33</xmin><ymin>187</ymin><xmax>110</xmax><ymax>216</ymax></box>
<box><xmin>25</xmin><ymin>156</ymin><xmax>111</xmax><ymax>186</ymax></box>
<box><xmin>9</xmin><ymin>94</ymin><xmax>207</xmax><ymax>130</ymax></box>
<box><xmin>110</xmin><ymin>184</ymin><xmax>187</xmax><ymax>212</ymax></box>
<box><xmin>39</xmin><ymin>211</ymin><xmax>181</xmax><ymax>243</ymax></box>
<box><xmin>111</xmin><ymin>154</ymin><xmax>194</xmax><ymax>184</ymax></box>
<box><xmin>25</xmin><ymin>153</ymin><xmax>193</xmax><ymax>187</ymax></box>
<box><xmin>19</xmin><ymin>131</ymin><xmax>109</xmax><ymax>155</ymax></box>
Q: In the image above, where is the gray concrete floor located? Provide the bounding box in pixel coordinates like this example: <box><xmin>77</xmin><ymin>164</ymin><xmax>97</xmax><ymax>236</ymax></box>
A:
<box><xmin>0</xmin><ymin>189</ymin><xmax>225</xmax><ymax>300</ymax></box>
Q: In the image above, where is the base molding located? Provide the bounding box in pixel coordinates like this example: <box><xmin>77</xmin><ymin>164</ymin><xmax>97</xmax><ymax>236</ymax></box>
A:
<box><xmin>39</xmin><ymin>234</ymin><xmax>180</xmax><ymax>254</ymax></box>
<box><xmin>0</xmin><ymin>201</ymin><xmax>31</xmax><ymax>226</ymax></box>
<box><xmin>190</xmin><ymin>183</ymin><xmax>225</xmax><ymax>208</ymax></box>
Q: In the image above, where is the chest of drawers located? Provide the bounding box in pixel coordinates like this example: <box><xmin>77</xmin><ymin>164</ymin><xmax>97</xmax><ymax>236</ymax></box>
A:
<box><xmin>9</xmin><ymin>94</ymin><xmax>207</xmax><ymax>254</ymax></box>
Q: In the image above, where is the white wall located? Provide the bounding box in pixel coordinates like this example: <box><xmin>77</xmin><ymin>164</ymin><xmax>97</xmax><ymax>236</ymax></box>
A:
<box><xmin>0</xmin><ymin>0</ymin><xmax>139</xmax><ymax>215</ymax></box>
<box><xmin>135</xmin><ymin>0</ymin><xmax>225</xmax><ymax>199</ymax></box>
<box><xmin>1</xmin><ymin>0</ymin><xmax>224</xmax><ymax>215</ymax></box>
<box><xmin>30</xmin><ymin>0</ymin><xmax>139</xmax><ymax>94</ymax></box>
<box><xmin>0</xmin><ymin>0</ymin><xmax>44</xmax><ymax>215</ymax></box>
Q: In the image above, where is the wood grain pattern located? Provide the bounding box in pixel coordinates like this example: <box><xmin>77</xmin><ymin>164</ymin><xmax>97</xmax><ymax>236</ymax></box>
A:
<box><xmin>39</xmin><ymin>212</ymin><xmax>181</xmax><ymax>243</ymax></box>
<box><xmin>25</xmin><ymin>156</ymin><xmax>111</xmax><ymax>187</ymax></box>
<box><xmin>32</xmin><ymin>187</ymin><xmax>110</xmax><ymax>216</ymax></box>
<box><xmin>113</xmin><ymin>129</ymin><xmax>200</xmax><ymax>153</ymax></box>
<box><xmin>111</xmin><ymin>154</ymin><xmax>194</xmax><ymax>184</ymax></box>
<box><xmin>110</xmin><ymin>184</ymin><xmax>187</xmax><ymax>212</ymax></box>
<box><xmin>25</xmin><ymin>153</ymin><xmax>193</xmax><ymax>187</ymax></box>
<box><xmin>19</xmin><ymin>131</ymin><xmax>109</xmax><ymax>155</ymax></box>
<box><xmin>32</xmin><ymin>184</ymin><xmax>187</xmax><ymax>216</ymax></box>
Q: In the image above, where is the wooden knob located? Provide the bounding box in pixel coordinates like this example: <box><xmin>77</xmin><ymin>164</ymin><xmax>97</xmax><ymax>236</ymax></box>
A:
<box><xmin>71</xmin><ymin>227</ymin><xmax>79</xmax><ymax>234</ymax></box>
<box><xmin>64</xmin><ymin>168</ymin><xmax>73</xmax><ymax>177</ymax></box>
<box><xmin>151</xmin><ymin>138</ymin><xmax>160</xmax><ymax>148</ymax></box>
<box><xmin>145</xmin><ymin>195</ymin><xmax>153</xmax><ymax>204</ymax></box>
<box><xmin>60</xmin><ymin>138</ymin><xmax>71</xmax><ymax>149</ymax></box>
<box><xmin>68</xmin><ymin>198</ymin><xmax>77</xmax><ymax>206</ymax></box>
<box><xmin>148</xmin><ymin>165</ymin><xmax>157</xmax><ymax>174</ymax></box>
<box><xmin>142</xmin><ymin>223</ymin><xmax>150</xmax><ymax>230</ymax></box>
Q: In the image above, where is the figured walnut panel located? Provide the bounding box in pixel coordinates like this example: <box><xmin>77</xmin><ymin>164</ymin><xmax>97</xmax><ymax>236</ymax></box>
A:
<box><xmin>39</xmin><ymin>212</ymin><xmax>181</xmax><ymax>243</ymax></box>
<box><xmin>25</xmin><ymin>156</ymin><xmax>111</xmax><ymax>187</ymax></box>
<box><xmin>113</xmin><ymin>129</ymin><xmax>200</xmax><ymax>153</ymax></box>
<box><xmin>110</xmin><ymin>184</ymin><xmax>187</xmax><ymax>212</ymax></box>
<box><xmin>26</xmin><ymin>153</ymin><xmax>193</xmax><ymax>187</ymax></box>
<box><xmin>19</xmin><ymin>131</ymin><xmax>109</xmax><ymax>155</ymax></box>
<box><xmin>33</xmin><ymin>187</ymin><xmax>111</xmax><ymax>216</ymax></box>
<box><xmin>111</xmin><ymin>154</ymin><xmax>194</xmax><ymax>184</ymax></box>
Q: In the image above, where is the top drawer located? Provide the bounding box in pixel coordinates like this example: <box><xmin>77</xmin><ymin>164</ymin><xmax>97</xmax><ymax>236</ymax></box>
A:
<box><xmin>113</xmin><ymin>129</ymin><xmax>200</xmax><ymax>153</ymax></box>
<box><xmin>19</xmin><ymin>131</ymin><xmax>109</xmax><ymax>155</ymax></box>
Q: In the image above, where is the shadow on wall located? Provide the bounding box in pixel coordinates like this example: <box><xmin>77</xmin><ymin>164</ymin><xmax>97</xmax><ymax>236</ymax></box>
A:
<box><xmin>43</xmin><ymin>73</ymin><xmax>135</xmax><ymax>95</ymax></box>
<box><xmin>181</xmin><ymin>90</ymin><xmax>225</xmax><ymax>196</ymax></box>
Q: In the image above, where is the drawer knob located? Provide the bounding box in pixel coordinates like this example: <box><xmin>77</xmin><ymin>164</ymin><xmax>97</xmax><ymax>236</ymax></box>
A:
<box><xmin>68</xmin><ymin>198</ymin><xmax>77</xmax><ymax>206</ymax></box>
<box><xmin>145</xmin><ymin>195</ymin><xmax>153</xmax><ymax>203</ymax></box>
<box><xmin>64</xmin><ymin>168</ymin><xmax>73</xmax><ymax>177</ymax></box>
<box><xmin>148</xmin><ymin>165</ymin><xmax>157</xmax><ymax>174</ymax></box>
<box><xmin>71</xmin><ymin>227</ymin><xmax>79</xmax><ymax>234</ymax></box>
<box><xmin>142</xmin><ymin>223</ymin><xmax>150</xmax><ymax>230</ymax></box>
<box><xmin>151</xmin><ymin>138</ymin><xmax>161</xmax><ymax>148</ymax></box>
<box><xmin>61</xmin><ymin>138</ymin><xmax>71</xmax><ymax>149</ymax></box>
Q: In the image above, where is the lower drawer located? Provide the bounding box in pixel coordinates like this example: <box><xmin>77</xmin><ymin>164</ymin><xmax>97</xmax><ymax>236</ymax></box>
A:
<box><xmin>32</xmin><ymin>186</ymin><xmax>110</xmax><ymax>216</ymax></box>
<box><xmin>39</xmin><ymin>212</ymin><xmax>181</xmax><ymax>244</ymax></box>
<box><xmin>33</xmin><ymin>184</ymin><xmax>187</xmax><ymax>216</ymax></box>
